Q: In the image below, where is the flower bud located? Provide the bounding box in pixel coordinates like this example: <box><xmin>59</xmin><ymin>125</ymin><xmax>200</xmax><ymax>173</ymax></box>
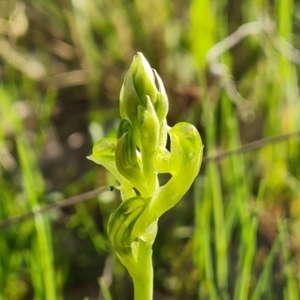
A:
<box><xmin>133</xmin><ymin>53</ymin><xmax>158</xmax><ymax>103</ymax></box>
<box><xmin>120</xmin><ymin>53</ymin><xmax>167</xmax><ymax>125</ymax></box>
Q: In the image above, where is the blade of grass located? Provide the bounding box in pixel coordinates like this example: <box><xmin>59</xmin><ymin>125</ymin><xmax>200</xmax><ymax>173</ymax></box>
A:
<box><xmin>189</xmin><ymin>0</ymin><xmax>217</xmax><ymax>68</ymax></box>
<box><xmin>278</xmin><ymin>218</ymin><xmax>300</xmax><ymax>300</ymax></box>
<box><xmin>68</xmin><ymin>0</ymin><xmax>101</xmax><ymax>99</ymax></box>
<box><xmin>194</xmin><ymin>176</ymin><xmax>219</xmax><ymax>300</ymax></box>
<box><xmin>16</xmin><ymin>136</ymin><xmax>57</xmax><ymax>300</ymax></box>
<box><xmin>275</xmin><ymin>0</ymin><xmax>300</xmax><ymax>167</ymax></box>
<box><xmin>250</xmin><ymin>237</ymin><xmax>280</xmax><ymax>300</ymax></box>
<box><xmin>203</xmin><ymin>99</ymin><xmax>229</xmax><ymax>296</ymax></box>
<box><xmin>219</xmin><ymin>93</ymin><xmax>256</xmax><ymax>300</ymax></box>
<box><xmin>194</xmin><ymin>97</ymin><xmax>229</xmax><ymax>299</ymax></box>
<box><xmin>98</xmin><ymin>277</ymin><xmax>113</xmax><ymax>300</ymax></box>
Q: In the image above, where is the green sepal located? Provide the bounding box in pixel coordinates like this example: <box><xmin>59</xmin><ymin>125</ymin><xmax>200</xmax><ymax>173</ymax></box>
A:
<box><xmin>115</xmin><ymin>133</ymin><xmax>148</xmax><ymax>195</ymax></box>
<box><xmin>107</xmin><ymin>196</ymin><xmax>147</xmax><ymax>247</ymax></box>
<box><xmin>122</xmin><ymin>67</ymin><xmax>143</xmax><ymax>122</ymax></box>
<box><xmin>132</xmin><ymin>53</ymin><xmax>158</xmax><ymax>104</ymax></box>
<box><xmin>153</xmin><ymin>69</ymin><xmax>168</xmax><ymax>122</ymax></box>
<box><xmin>119</xmin><ymin>85</ymin><xmax>127</xmax><ymax>120</ymax></box>
<box><xmin>87</xmin><ymin>138</ymin><xmax>131</xmax><ymax>187</ymax></box>
<box><xmin>87</xmin><ymin>138</ymin><xmax>136</xmax><ymax>199</ymax></box>
<box><xmin>117</xmin><ymin>120</ymin><xmax>139</xmax><ymax>167</ymax></box>
<box><xmin>138</xmin><ymin>96</ymin><xmax>160</xmax><ymax>155</ymax></box>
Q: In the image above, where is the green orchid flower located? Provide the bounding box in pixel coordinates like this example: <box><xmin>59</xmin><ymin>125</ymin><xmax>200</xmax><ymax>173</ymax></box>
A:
<box><xmin>88</xmin><ymin>52</ymin><xmax>203</xmax><ymax>300</ymax></box>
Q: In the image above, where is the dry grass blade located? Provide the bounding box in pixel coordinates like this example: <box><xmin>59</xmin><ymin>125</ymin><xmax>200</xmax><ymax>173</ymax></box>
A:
<box><xmin>0</xmin><ymin>187</ymin><xmax>108</xmax><ymax>229</ymax></box>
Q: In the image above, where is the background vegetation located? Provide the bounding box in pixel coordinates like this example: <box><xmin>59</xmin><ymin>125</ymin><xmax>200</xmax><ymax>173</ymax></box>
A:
<box><xmin>1</xmin><ymin>0</ymin><xmax>300</xmax><ymax>299</ymax></box>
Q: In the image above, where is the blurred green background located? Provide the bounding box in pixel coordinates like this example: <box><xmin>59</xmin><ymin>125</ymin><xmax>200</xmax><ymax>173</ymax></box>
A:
<box><xmin>1</xmin><ymin>0</ymin><xmax>300</xmax><ymax>299</ymax></box>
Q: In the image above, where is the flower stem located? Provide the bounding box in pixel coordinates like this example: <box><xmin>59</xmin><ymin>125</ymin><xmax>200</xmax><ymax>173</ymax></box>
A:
<box><xmin>132</xmin><ymin>241</ymin><xmax>153</xmax><ymax>300</ymax></box>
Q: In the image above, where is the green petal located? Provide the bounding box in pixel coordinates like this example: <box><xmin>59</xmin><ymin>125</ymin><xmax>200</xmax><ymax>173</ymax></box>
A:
<box><xmin>153</xmin><ymin>147</ymin><xmax>171</xmax><ymax>173</ymax></box>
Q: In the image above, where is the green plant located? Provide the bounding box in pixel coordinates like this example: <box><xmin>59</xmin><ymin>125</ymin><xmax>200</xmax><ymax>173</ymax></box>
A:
<box><xmin>88</xmin><ymin>52</ymin><xmax>203</xmax><ymax>299</ymax></box>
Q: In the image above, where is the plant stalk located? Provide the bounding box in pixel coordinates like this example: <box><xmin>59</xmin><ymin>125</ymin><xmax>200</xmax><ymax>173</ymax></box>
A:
<box><xmin>132</xmin><ymin>241</ymin><xmax>153</xmax><ymax>300</ymax></box>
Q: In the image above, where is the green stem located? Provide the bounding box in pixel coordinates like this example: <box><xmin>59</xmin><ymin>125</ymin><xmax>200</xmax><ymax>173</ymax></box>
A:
<box><xmin>132</xmin><ymin>241</ymin><xmax>153</xmax><ymax>300</ymax></box>
<box><xmin>139</xmin><ymin>152</ymin><xmax>157</xmax><ymax>197</ymax></box>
